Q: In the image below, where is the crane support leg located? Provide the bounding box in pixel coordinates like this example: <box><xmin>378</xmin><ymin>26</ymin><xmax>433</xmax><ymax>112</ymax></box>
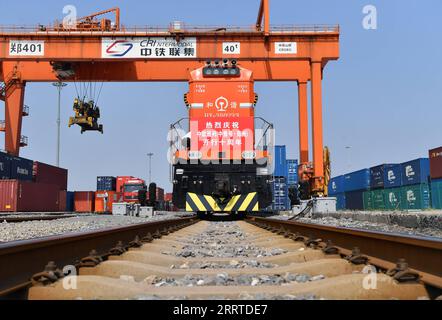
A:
<box><xmin>4</xmin><ymin>81</ymin><xmax>25</xmax><ymax>156</ymax></box>
<box><xmin>310</xmin><ymin>61</ymin><xmax>324</xmax><ymax>195</ymax></box>
<box><xmin>297</xmin><ymin>80</ymin><xmax>309</xmax><ymax>164</ymax></box>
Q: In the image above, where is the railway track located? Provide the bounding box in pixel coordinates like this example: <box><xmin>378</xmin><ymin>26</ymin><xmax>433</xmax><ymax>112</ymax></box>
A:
<box><xmin>1</xmin><ymin>215</ymin><xmax>440</xmax><ymax>300</ymax></box>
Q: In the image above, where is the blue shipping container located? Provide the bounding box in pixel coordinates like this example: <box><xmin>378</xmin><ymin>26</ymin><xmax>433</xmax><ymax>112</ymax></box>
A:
<box><xmin>335</xmin><ymin>193</ymin><xmax>346</xmax><ymax>210</ymax></box>
<box><xmin>344</xmin><ymin>169</ymin><xmax>370</xmax><ymax>192</ymax></box>
<box><xmin>401</xmin><ymin>158</ymin><xmax>430</xmax><ymax>186</ymax></box>
<box><xmin>0</xmin><ymin>152</ymin><xmax>11</xmax><ymax>179</ymax></box>
<box><xmin>97</xmin><ymin>176</ymin><xmax>116</xmax><ymax>191</ymax></box>
<box><xmin>272</xmin><ymin>176</ymin><xmax>290</xmax><ymax>210</ymax></box>
<box><xmin>430</xmin><ymin>179</ymin><xmax>442</xmax><ymax>209</ymax></box>
<box><xmin>370</xmin><ymin>164</ymin><xmax>402</xmax><ymax>189</ymax></box>
<box><xmin>66</xmin><ymin>191</ymin><xmax>75</xmax><ymax>212</ymax></box>
<box><xmin>286</xmin><ymin>159</ymin><xmax>298</xmax><ymax>186</ymax></box>
<box><xmin>345</xmin><ymin>190</ymin><xmax>365</xmax><ymax>210</ymax></box>
<box><xmin>329</xmin><ymin>175</ymin><xmax>345</xmax><ymax>195</ymax></box>
<box><xmin>9</xmin><ymin>156</ymin><xmax>33</xmax><ymax>181</ymax></box>
<box><xmin>273</xmin><ymin>145</ymin><xmax>287</xmax><ymax>177</ymax></box>
<box><xmin>383</xmin><ymin>164</ymin><xmax>402</xmax><ymax>188</ymax></box>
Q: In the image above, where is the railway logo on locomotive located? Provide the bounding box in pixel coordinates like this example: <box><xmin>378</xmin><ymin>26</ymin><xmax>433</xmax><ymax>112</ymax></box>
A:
<box><xmin>215</xmin><ymin>96</ymin><xmax>229</xmax><ymax>112</ymax></box>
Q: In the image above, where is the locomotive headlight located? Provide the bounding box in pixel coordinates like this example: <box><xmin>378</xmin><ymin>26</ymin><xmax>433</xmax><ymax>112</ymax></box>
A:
<box><xmin>188</xmin><ymin>151</ymin><xmax>202</xmax><ymax>160</ymax></box>
<box><xmin>242</xmin><ymin>151</ymin><xmax>256</xmax><ymax>160</ymax></box>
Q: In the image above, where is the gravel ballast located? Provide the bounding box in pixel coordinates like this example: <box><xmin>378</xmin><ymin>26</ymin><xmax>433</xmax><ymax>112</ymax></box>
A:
<box><xmin>0</xmin><ymin>212</ymin><xmax>192</xmax><ymax>243</ymax></box>
<box><xmin>270</xmin><ymin>213</ymin><xmax>442</xmax><ymax>239</ymax></box>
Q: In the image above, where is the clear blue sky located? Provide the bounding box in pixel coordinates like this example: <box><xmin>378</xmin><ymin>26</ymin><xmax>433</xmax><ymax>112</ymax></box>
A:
<box><xmin>1</xmin><ymin>0</ymin><xmax>441</xmax><ymax>191</ymax></box>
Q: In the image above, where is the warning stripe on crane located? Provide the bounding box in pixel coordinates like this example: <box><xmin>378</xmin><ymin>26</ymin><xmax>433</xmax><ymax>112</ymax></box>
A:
<box><xmin>186</xmin><ymin>192</ymin><xmax>259</xmax><ymax>212</ymax></box>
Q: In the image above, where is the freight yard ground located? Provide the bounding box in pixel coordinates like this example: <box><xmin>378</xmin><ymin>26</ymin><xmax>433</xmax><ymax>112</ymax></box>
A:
<box><xmin>271</xmin><ymin>211</ymin><xmax>442</xmax><ymax>239</ymax></box>
<box><xmin>0</xmin><ymin>212</ymin><xmax>193</xmax><ymax>243</ymax></box>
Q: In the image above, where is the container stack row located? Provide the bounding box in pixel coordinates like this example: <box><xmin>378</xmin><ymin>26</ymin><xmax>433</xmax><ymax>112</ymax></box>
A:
<box><xmin>271</xmin><ymin>145</ymin><xmax>299</xmax><ymax>211</ymax></box>
<box><xmin>0</xmin><ymin>151</ymin><xmax>68</xmax><ymax>212</ymax></box>
<box><xmin>329</xmin><ymin>146</ymin><xmax>442</xmax><ymax>211</ymax></box>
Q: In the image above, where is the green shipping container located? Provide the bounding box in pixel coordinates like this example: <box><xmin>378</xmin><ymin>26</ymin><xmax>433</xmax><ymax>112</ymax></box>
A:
<box><xmin>384</xmin><ymin>187</ymin><xmax>402</xmax><ymax>210</ymax></box>
<box><xmin>400</xmin><ymin>184</ymin><xmax>431</xmax><ymax>210</ymax></box>
<box><xmin>363</xmin><ymin>191</ymin><xmax>373</xmax><ymax>210</ymax></box>
<box><xmin>372</xmin><ymin>189</ymin><xmax>386</xmax><ymax>210</ymax></box>
<box><xmin>431</xmin><ymin>179</ymin><xmax>442</xmax><ymax>209</ymax></box>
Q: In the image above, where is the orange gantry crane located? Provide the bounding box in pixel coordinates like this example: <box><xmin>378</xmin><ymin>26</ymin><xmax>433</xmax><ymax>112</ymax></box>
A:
<box><xmin>0</xmin><ymin>0</ymin><xmax>339</xmax><ymax>196</ymax></box>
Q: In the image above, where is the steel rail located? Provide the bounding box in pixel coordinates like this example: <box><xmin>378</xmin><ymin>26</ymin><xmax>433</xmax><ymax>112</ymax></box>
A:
<box><xmin>0</xmin><ymin>216</ymin><xmax>196</xmax><ymax>299</ymax></box>
<box><xmin>248</xmin><ymin>217</ymin><xmax>442</xmax><ymax>290</ymax></box>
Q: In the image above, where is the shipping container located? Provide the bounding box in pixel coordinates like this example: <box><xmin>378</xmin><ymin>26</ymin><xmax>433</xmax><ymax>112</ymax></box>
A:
<box><xmin>431</xmin><ymin>179</ymin><xmax>442</xmax><ymax>209</ymax></box>
<box><xmin>370</xmin><ymin>164</ymin><xmax>401</xmax><ymax>189</ymax></box>
<box><xmin>74</xmin><ymin>191</ymin><xmax>95</xmax><ymax>213</ymax></box>
<box><xmin>0</xmin><ymin>152</ymin><xmax>11</xmax><ymax>179</ymax></box>
<box><xmin>384</xmin><ymin>187</ymin><xmax>402</xmax><ymax>210</ymax></box>
<box><xmin>59</xmin><ymin>190</ymin><xmax>67</xmax><ymax>211</ymax></box>
<box><xmin>9</xmin><ymin>156</ymin><xmax>33</xmax><ymax>181</ymax></box>
<box><xmin>156</xmin><ymin>187</ymin><xmax>165</xmax><ymax>201</ymax></box>
<box><xmin>272</xmin><ymin>176</ymin><xmax>290</xmax><ymax>210</ymax></box>
<box><xmin>335</xmin><ymin>193</ymin><xmax>346</xmax><ymax>210</ymax></box>
<box><xmin>97</xmin><ymin>176</ymin><xmax>116</xmax><ymax>191</ymax></box>
<box><xmin>345</xmin><ymin>190</ymin><xmax>365</xmax><ymax>210</ymax></box>
<box><xmin>0</xmin><ymin>180</ymin><xmax>60</xmax><ymax>212</ymax></box>
<box><xmin>273</xmin><ymin>145</ymin><xmax>287</xmax><ymax>177</ymax></box>
<box><xmin>383</xmin><ymin>164</ymin><xmax>402</xmax><ymax>188</ymax></box>
<box><xmin>329</xmin><ymin>175</ymin><xmax>345</xmax><ymax>195</ymax></box>
<box><xmin>401</xmin><ymin>158</ymin><xmax>430</xmax><ymax>186</ymax></box>
<box><xmin>344</xmin><ymin>169</ymin><xmax>370</xmax><ymax>192</ymax></box>
<box><xmin>400</xmin><ymin>184</ymin><xmax>431</xmax><ymax>210</ymax></box>
<box><xmin>66</xmin><ymin>192</ymin><xmax>75</xmax><ymax>212</ymax></box>
<box><xmin>429</xmin><ymin>147</ymin><xmax>442</xmax><ymax>179</ymax></box>
<box><xmin>33</xmin><ymin>161</ymin><xmax>68</xmax><ymax>190</ymax></box>
<box><xmin>95</xmin><ymin>191</ymin><xmax>122</xmax><ymax>213</ymax></box>
<box><xmin>371</xmin><ymin>189</ymin><xmax>386</xmax><ymax>210</ymax></box>
<box><xmin>363</xmin><ymin>191</ymin><xmax>373</xmax><ymax>210</ymax></box>
<box><xmin>286</xmin><ymin>159</ymin><xmax>298</xmax><ymax>186</ymax></box>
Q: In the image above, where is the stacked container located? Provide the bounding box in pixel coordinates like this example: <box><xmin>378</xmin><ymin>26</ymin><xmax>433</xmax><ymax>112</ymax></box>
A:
<box><xmin>74</xmin><ymin>191</ymin><xmax>95</xmax><ymax>213</ymax></box>
<box><xmin>97</xmin><ymin>176</ymin><xmax>117</xmax><ymax>191</ymax></box>
<box><xmin>328</xmin><ymin>175</ymin><xmax>345</xmax><ymax>210</ymax></box>
<box><xmin>270</xmin><ymin>146</ymin><xmax>291</xmax><ymax>211</ymax></box>
<box><xmin>429</xmin><ymin>147</ymin><xmax>442</xmax><ymax>209</ymax></box>
<box><xmin>33</xmin><ymin>162</ymin><xmax>68</xmax><ymax>190</ymax></box>
<box><xmin>344</xmin><ymin>169</ymin><xmax>370</xmax><ymax>210</ymax></box>
<box><xmin>0</xmin><ymin>152</ymin><xmax>11</xmax><ymax>179</ymax></box>
<box><xmin>364</xmin><ymin>164</ymin><xmax>403</xmax><ymax>211</ymax></box>
<box><xmin>286</xmin><ymin>160</ymin><xmax>298</xmax><ymax>186</ymax></box>
<box><xmin>272</xmin><ymin>177</ymin><xmax>290</xmax><ymax>211</ymax></box>
<box><xmin>0</xmin><ymin>180</ymin><xmax>61</xmax><ymax>212</ymax></box>
<box><xmin>400</xmin><ymin>158</ymin><xmax>430</xmax><ymax>210</ymax></box>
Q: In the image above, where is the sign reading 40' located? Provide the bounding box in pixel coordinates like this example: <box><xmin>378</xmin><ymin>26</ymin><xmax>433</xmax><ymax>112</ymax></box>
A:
<box><xmin>102</xmin><ymin>37</ymin><xmax>197</xmax><ymax>58</ymax></box>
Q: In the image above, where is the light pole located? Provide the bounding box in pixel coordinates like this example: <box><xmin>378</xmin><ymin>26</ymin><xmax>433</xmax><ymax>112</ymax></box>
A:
<box><xmin>345</xmin><ymin>146</ymin><xmax>351</xmax><ymax>172</ymax></box>
<box><xmin>52</xmin><ymin>82</ymin><xmax>67</xmax><ymax>167</ymax></box>
<box><xmin>147</xmin><ymin>153</ymin><xmax>154</xmax><ymax>185</ymax></box>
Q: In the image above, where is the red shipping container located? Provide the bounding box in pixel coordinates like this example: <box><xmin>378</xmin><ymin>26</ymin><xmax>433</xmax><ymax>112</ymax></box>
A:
<box><xmin>429</xmin><ymin>147</ymin><xmax>442</xmax><ymax>179</ymax></box>
<box><xmin>74</xmin><ymin>191</ymin><xmax>95</xmax><ymax>213</ymax></box>
<box><xmin>33</xmin><ymin>162</ymin><xmax>68</xmax><ymax>190</ymax></box>
<box><xmin>0</xmin><ymin>180</ymin><xmax>60</xmax><ymax>212</ymax></box>
<box><xmin>116</xmin><ymin>176</ymin><xmax>135</xmax><ymax>193</ymax></box>
<box><xmin>59</xmin><ymin>190</ymin><xmax>67</xmax><ymax>212</ymax></box>
<box><xmin>95</xmin><ymin>191</ymin><xmax>122</xmax><ymax>213</ymax></box>
<box><xmin>156</xmin><ymin>187</ymin><xmax>165</xmax><ymax>201</ymax></box>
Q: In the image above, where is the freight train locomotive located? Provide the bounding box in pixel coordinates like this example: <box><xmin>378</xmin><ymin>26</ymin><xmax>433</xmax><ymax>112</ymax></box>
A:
<box><xmin>170</xmin><ymin>60</ymin><xmax>274</xmax><ymax>216</ymax></box>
